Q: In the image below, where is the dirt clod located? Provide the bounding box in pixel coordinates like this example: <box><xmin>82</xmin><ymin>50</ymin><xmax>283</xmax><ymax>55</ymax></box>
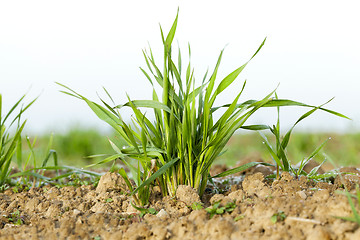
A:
<box><xmin>242</xmin><ymin>172</ymin><xmax>271</xmax><ymax>198</ymax></box>
<box><xmin>175</xmin><ymin>185</ymin><xmax>201</xmax><ymax>206</ymax></box>
<box><xmin>95</xmin><ymin>172</ymin><xmax>130</xmax><ymax>194</ymax></box>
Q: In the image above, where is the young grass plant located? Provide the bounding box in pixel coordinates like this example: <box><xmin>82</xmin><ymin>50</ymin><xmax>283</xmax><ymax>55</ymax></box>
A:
<box><xmin>0</xmin><ymin>94</ymin><xmax>103</xmax><ymax>191</ymax></box>
<box><xmin>58</xmin><ymin>11</ymin><xmax>349</xmax><ymax>205</ymax></box>
<box><xmin>260</xmin><ymin>94</ymin><xmax>348</xmax><ymax>179</ymax></box>
<box><xmin>0</xmin><ymin>94</ymin><xmax>36</xmax><ymax>188</ymax></box>
<box><xmin>205</xmin><ymin>200</ymin><xmax>236</xmax><ymax>219</ymax></box>
<box><xmin>10</xmin><ymin>135</ymin><xmax>102</xmax><ymax>189</ymax></box>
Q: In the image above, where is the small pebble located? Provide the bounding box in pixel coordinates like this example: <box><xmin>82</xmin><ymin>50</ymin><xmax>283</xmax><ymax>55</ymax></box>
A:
<box><xmin>296</xmin><ymin>190</ymin><xmax>307</xmax><ymax>199</ymax></box>
<box><xmin>156</xmin><ymin>209</ymin><xmax>169</xmax><ymax>219</ymax></box>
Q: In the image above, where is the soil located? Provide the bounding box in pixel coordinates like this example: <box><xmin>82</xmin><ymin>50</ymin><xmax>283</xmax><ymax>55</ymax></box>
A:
<box><xmin>1</xmin><ymin>162</ymin><xmax>360</xmax><ymax>240</ymax></box>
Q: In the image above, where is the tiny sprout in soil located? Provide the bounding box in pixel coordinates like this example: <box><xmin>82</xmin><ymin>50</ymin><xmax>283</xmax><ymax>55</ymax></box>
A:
<box><xmin>205</xmin><ymin>200</ymin><xmax>236</xmax><ymax>219</ymax></box>
<box><xmin>271</xmin><ymin>211</ymin><xmax>287</xmax><ymax>223</ymax></box>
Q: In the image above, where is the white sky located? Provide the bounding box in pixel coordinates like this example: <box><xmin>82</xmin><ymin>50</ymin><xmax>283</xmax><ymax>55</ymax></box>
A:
<box><xmin>0</xmin><ymin>0</ymin><xmax>359</xmax><ymax>134</ymax></box>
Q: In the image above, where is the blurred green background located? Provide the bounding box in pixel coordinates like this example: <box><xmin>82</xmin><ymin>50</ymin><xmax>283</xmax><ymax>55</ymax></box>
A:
<box><xmin>23</xmin><ymin>127</ymin><xmax>360</xmax><ymax>169</ymax></box>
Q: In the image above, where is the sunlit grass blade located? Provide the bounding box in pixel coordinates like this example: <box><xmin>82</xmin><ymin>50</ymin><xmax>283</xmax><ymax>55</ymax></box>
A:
<box><xmin>335</xmin><ymin>187</ymin><xmax>360</xmax><ymax>224</ymax></box>
<box><xmin>119</xmin><ymin>168</ymin><xmax>134</xmax><ymax>192</ymax></box>
<box><xmin>259</xmin><ymin>131</ymin><xmax>284</xmax><ymax>170</ymax></box>
<box><xmin>263</xmin><ymin>98</ymin><xmax>350</xmax><ymax>120</ymax></box>
<box><xmin>131</xmin><ymin>157</ymin><xmax>179</xmax><ymax>196</ymax></box>
<box><xmin>307</xmin><ymin>159</ymin><xmax>327</xmax><ymax>177</ymax></box>
<box><xmin>210</xmin><ymin>162</ymin><xmax>273</xmax><ymax>178</ymax></box>
<box><xmin>165</xmin><ymin>9</ymin><xmax>178</xmax><ymax>50</ymax></box>
<box><xmin>1</xmin><ymin>94</ymin><xmax>26</xmax><ymax>125</ymax></box>
<box><xmin>297</xmin><ymin>138</ymin><xmax>329</xmax><ymax>176</ymax></box>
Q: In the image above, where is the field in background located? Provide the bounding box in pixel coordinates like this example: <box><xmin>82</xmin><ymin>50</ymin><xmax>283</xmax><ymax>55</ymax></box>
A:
<box><xmin>23</xmin><ymin>127</ymin><xmax>360</xmax><ymax>169</ymax></box>
<box><xmin>216</xmin><ymin>132</ymin><xmax>360</xmax><ymax>168</ymax></box>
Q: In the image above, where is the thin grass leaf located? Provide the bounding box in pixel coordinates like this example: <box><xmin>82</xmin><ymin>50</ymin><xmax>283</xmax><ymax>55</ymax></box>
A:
<box><xmin>263</xmin><ymin>98</ymin><xmax>350</xmax><ymax>120</ymax></box>
<box><xmin>1</xmin><ymin>94</ymin><xmax>26</xmax><ymax>125</ymax></box>
<box><xmin>249</xmin><ymin>37</ymin><xmax>267</xmax><ymax>60</ymax></box>
<box><xmin>213</xmin><ymin>62</ymin><xmax>248</xmax><ymax>97</ymax></box>
<box><xmin>85</xmin><ymin>154</ymin><xmax>124</xmax><ymax>168</ymax></box>
<box><xmin>241</xmin><ymin>125</ymin><xmax>270</xmax><ymax>130</ymax></box>
<box><xmin>121</xmin><ymin>100</ymin><xmax>172</xmax><ymax>114</ymax></box>
<box><xmin>132</xmin><ymin>157</ymin><xmax>179</xmax><ymax>195</ymax></box>
<box><xmin>336</xmin><ymin>190</ymin><xmax>360</xmax><ymax>223</ymax></box>
<box><xmin>308</xmin><ymin>159</ymin><xmax>327</xmax><ymax>177</ymax></box>
<box><xmin>297</xmin><ymin>138</ymin><xmax>329</xmax><ymax>175</ymax></box>
<box><xmin>165</xmin><ymin>9</ymin><xmax>179</xmax><ymax>50</ymax></box>
<box><xmin>211</xmin><ymin>162</ymin><xmax>273</xmax><ymax>178</ymax></box>
<box><xmin>119</xmin><ymin>168</ymin><xmax>134</xmax><ymax>192</ymax></box>
<box><xmin>259</xmin><ymin>131</ymin><xmax>284</xmax><ymax>169</ymax></box>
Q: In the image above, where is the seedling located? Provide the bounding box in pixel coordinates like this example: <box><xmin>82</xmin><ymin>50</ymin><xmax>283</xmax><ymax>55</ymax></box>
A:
<box><xmin>191</xmin><ymin>202</ymin><xmax>204</xmax><ymax>210</ymax></box>
<box><xmin>8</xmin><ymin>210</ymin><xmax>24</xmax><ymax>225</ymax></box>
<box><xmin>0</xmin><ymin>94</ymin><xmax>36</xmax><ymax>187</ymax></box>
<box><xmin>205</xmin><ymin>200</ymin><xmax>236</xmax><ymax>218</ymax></box>
<box><xmin>271</xmin><ymin>210</ymin><xmax>286</xmax><ymax>223</ymax></box>
<box><xmin>131</xmin><ymin>202</ymin><xmax>157</xmax><ymax>217</ymax></box>
<box><xmin>234</xmin><ymin>215</ymin><xmax>245</xmax><ymax>221</ymax></box>
<box><xmin>260</xmin><ymin>94</ymin><xmax>348</xmax><ymax>179</ymax></box>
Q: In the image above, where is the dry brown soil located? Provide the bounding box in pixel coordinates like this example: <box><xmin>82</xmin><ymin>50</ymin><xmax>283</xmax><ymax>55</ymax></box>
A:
<box><xmin>1</xmin><ymin>164</ymin><xmax>360</xmax><ymax>240</ymax></box>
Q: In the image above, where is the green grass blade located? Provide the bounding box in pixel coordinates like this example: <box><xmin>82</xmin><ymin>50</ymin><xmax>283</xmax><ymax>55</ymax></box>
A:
<box><xmin>250</xmin><ymin>37</ymin><xmax>267</xmax><ymax>60</ymax></box>
<box><xmin>241</xmin><ymin>125</ymin><xmax>270</xmax><ymax>131</ymax></box>
<box><xmin>213</xmin><ymin>62</ymin><xmax>248</xmax><ymax>97</ymax></box>
<box><xmin>297</xmin><ymin>138</ymin><xmax>329</xmax><ymax>175</ymax></box>
<box><xmin>85</xmin><ymin>153</ymin><xmax>124</xmax><ymax>168</ymax></box>
<box><xmin>211</xmin><ymin>162</ymin><xmax>273</xmax><ymax>178</ymax></box>
<box><xmin>165</xmin><ymin>9</ymin><xmax>178</xmax><ymax>50</ymax></box>
<box><xmin>119</xmin><ymin>168</ymin><xmax>134</xmax><ymax>192</ymax></box>
<box><xmin>263</xmin><ymin>98</ymin><xmax>350</xmax><ymax>120</ymax></box>
<box><xmin>205</xmin><ymin>49</ymin><xmax>224</xmax><ymax>104</ymax></box>
<box><xmin>259</xmin><ymin>131</ymin><xmax>284</xmax><ymax>169</ymax></box>
<box><xmin>122</xmin><ymin>100</ymin><xmax>171</xmax><ymax>114</ymax></box>
<box><xmin>132</xmin><ymin>157</ymin><xmax>179</xmax><ymax>195</ymax></box>
<box><xmin>308</xmin><ymin>159</ymin><xmax>327</xmax><ymax>177</ymax></box>
<box><xmin>0</xmin><ymin>94</ymin><xmax>2</xmax><ymax>124</ymax></box>
<box><xmin>1</xmin><ymin>94</ymin><xmax>25</xmax><ymax>125</ymax></box>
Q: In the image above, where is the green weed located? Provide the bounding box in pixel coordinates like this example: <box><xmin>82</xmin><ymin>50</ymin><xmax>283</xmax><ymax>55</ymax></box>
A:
<box><xmin>205</xmin><ymin>200</ymin><xmax>236</xmax><ymax>218</ymax></box>
<box><xmin>271</xmin><ymin>210</ymin><xmax>286</xmax><ymax>223</ymax></box>
<box><xmin>7</xmin><ymin>210</ymin><xmax>24</xmax><ymax>225</ymax></box>
<box><xmin>191</xmin><ymin>202</ymin><xmax>204</xmax><ymax>210</ymax></box>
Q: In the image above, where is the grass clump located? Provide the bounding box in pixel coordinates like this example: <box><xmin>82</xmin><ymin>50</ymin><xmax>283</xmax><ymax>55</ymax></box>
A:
<box><xmin>58</xmin><ymin>10</ymin><xmax>348</xmax><ymax>206</ymax></box>
<box><xmin>0</xmin><ymin>94</ymin><xmax>36</xmax><ymax>188</ymax></box>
